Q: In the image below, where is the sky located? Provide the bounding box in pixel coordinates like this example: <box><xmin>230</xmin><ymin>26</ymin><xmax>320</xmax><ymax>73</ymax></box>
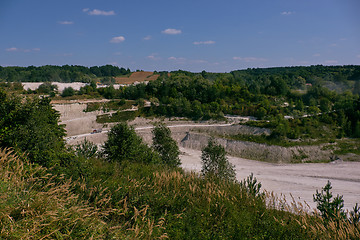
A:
<box><xmin>1</xmin><ymin>0</ymin><xmax>359</xmax><ymax>72</ymax></box>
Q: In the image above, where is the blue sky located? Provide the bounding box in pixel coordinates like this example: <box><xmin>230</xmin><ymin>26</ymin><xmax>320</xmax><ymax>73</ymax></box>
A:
<box><xmin>1</xmin><ymin>0</ymin><xmax>359</xmax><ymax>72</ymax></box>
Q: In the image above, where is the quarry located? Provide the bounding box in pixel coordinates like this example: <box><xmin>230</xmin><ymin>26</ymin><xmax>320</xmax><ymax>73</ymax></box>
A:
<box><xmin>53</xmin><ymin>100</ymin><xmax>360</xmax><ymax>211</ymax></box>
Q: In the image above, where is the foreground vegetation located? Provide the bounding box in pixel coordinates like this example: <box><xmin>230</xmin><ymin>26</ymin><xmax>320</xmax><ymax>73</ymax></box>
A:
<box><xmin>1</xmin><ymin>85</ymin><xmax>360</xmax><ymax>239</ymax></box>
<box><xmin>1</xmin><ymin>148</ymin><xmax>359</xmax><ymax>239</ymax></box>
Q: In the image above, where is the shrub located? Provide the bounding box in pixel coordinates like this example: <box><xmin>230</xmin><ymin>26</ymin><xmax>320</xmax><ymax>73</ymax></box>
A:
<box><xmin>313</xmin><ymin>180</ymin><xmax>346</xmax><ymax>221</ymax></box>
<box><xmin>152</xmin><ymin>123</ymin><xmax>180</xmax><ymax>167</ymax></box>
<box><xmin>102</xmin><ymin>122</ymin><xmax>159</xmax><ymax>164</ymax></box>
<box><xmin>201</xmin><ymin>138</ymin><xmax>236</xmax><ymax>181</ymax></box>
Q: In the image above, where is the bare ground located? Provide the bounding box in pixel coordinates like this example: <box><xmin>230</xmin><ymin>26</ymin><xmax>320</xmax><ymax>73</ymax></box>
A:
<box><xmin>180</xmin><ymin>147</ymin><xmax>360</xmax><ymax>211</ymax></box>
<box><xmin>55</xmin><ymin>102</ymin><xmax>360</xmax><ymax>211</ymax></box>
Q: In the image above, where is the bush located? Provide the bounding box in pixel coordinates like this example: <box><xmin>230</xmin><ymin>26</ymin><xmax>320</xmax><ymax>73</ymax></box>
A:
<box><xmin>313</xmin><ymin>181</ymin><xmax>346</xmax><ymax>221</ymax></box>
<box><xmin>152</xmin><ymin>123</ymin><xmax>180</xmax><ymax>167</ymax></box>
<box><xmin>61</xmin><ymin>87</ymin><xmax>75</xmax><ymax>97</ymax></box>
<box><xmin>102</xmin><ymin>122</ymin><xmax>159</xmax><ymax>164</ymax></box>
<box><xmin>201</xmin><ymin>138</ymin><xmax>236</xmax><ymax>181</ymax></box>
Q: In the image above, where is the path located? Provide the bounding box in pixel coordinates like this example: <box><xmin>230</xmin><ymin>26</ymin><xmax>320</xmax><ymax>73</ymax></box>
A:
<box><xmin>180</xmin><ymin>147</ymin><xmax>360</xmax><ymax>211</ymax></box>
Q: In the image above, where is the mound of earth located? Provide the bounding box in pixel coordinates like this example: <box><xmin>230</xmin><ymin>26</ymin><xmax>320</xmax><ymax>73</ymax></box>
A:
<box><xmin>115</xmin><ymin>72</ymin><xmax>159</xmax><ymax>84</ymax></box>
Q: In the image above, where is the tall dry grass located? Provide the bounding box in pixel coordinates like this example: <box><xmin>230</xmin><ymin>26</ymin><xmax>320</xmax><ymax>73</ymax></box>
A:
<box><xmin>1</xmin><ymin>148</ymin><xmax>358</xmax><ymax>239</ymax></box>
<box><xmin>0</xmin><ymin>149</ymin><xmax>167</xmax><ymax>239</ymax></box>
<box><xmin>265</xmin><ymin>191</ymin><xmax>360</xmax><ymax>239</ymax></box>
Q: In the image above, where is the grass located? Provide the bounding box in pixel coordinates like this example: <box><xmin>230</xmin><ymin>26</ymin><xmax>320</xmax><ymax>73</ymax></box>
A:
<box><xmin>334</xmin><ymin>139</ymin><xmax>360</xmax><ymax>156</ymax></box>
<box><xmin>1</xmin><ymin>148</ymin><xmax>359</xmax><ymax>239</ymax></box>
<box><xmin>96</xmin><ymin>110</ymin><xmax>139</xmax><ymax>123</ymax></box>
<box><xmin>84</xmin><ymin>99</ymin><xmax>135</xmax><ymax>112</ymax></box>
<box><xmin>115</xmin><ymin>72</ymin><xmax>159</xmax><ymax>84</ymax></box>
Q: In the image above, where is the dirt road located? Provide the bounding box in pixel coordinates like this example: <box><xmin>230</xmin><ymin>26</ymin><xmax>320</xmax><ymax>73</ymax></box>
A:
<box><xmin>180</xmin><ymin>147</ymin><xmax>360</xmax><ymax>211</ymax></box>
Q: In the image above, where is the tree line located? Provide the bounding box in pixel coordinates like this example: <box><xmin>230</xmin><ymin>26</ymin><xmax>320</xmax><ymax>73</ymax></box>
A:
<box><xmin>0</xmin><ymin>64</ymin><xmax>130</xmax><ymax>82</ymax></box>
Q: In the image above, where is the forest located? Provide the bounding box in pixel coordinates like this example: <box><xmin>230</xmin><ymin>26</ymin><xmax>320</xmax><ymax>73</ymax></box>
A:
<box><xmin>2</xmin><ymin>65</ymin><xmax>360</xmax><ymax>148</ymax></box>
<box><xmin>0</xmin><ymin>64</ymin><xmax>130</xmax><ymax>82</ymax></box>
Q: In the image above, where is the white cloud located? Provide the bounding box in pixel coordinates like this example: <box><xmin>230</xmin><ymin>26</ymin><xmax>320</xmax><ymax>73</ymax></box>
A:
<box><xmin>143</xmin><ymin>35</ymin><xmax>152</xmax><ymax>40</ymax></box>
<box><xmin>168</xmin><ymin>56</ymin><xmax>186</xmax><ymax>61</ymax></box>
<box><xmin>233</xmin><ymin>57</ymin><xmax>267</xmax><ymax>62</ymax></box>
<box><xmin>6</xmin><ymin>47</ymin><xmax>18</xmax><ymax>52</ymax></box>
<box><xmin>85</xmin><ymin>9</ymin><xmax>115</xmax><ymax>16</ymax></box>
<box><xmin>193</xmin><ymin>40</ymin><xmax>215</xmax><ymax>45</ymax></box>
<box><xmin>313</xmin><ymin>53</ymin><xmax>321</xmax><ymax>57</ymax></box>
<box><xmin>58</xmin><ymin>21</ymin><xmax>74</xmax><ymax>25</ymax></box>
<box><xmin>110</xmin><ymin>36</ymin><xmax>125</xmax><ymax>43</ymax></box>
<box><xmin>330</xmin><ymin>43</ymin><xmax>337</xmax><ymax>47</ymax></box>
<box><xmin>324</xmin><ymin>60</ymin><xmax>338</xmax><ymax>65</ymax></box>
<box><xmin>281</xmin><ymin>11</ymin><xmax>294</xmax><ymax>15</ymax></box>
<box><xmin>192</xmin><ymin>59</ymin><xmax>207</xmax><ymax>64</ymax></box>
<box><xmin>147</xmin><ymin>54</ymin><xmax>160</xmax><ymax>60</ymax></box>
<box><xmin>5</xmin><ymin>47</ymin><xmax>40</xmax><ymax>52</ymax></box>
<box><xmin>161</xmin><ymin>28</ymin><xmax>182</xmax><ymax>35</ymax></box>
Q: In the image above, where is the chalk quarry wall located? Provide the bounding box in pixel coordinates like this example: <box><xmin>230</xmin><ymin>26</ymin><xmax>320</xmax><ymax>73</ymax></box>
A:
<box><xmin>179</xmin><ymin>132</ymin><xmax>334</xmax><ymax>163</ymax></box>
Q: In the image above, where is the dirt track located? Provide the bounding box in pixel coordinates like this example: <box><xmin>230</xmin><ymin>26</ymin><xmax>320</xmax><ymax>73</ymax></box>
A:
<box><xmin>180</xmin><ymin>147</ymin><xmax>360</xmax><ymax>211</ymax></box>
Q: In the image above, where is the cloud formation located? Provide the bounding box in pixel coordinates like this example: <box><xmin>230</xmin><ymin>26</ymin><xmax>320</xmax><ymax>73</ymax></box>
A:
<box><xmin>168</xmin><ymin>56</ymin><xmax>186</xmax><ymax>61</ymax></box>
<box><xmin>193</xmin><ymin>40</ymin><xmax>215</xmax><ymax>45</ymax></box>
<box><xmin>6</xmin><ymin>47</ymin><xmax>18</xmax><ymax>52</ymax></box>
<box><xmin>313</xmin><ymin>53</ymin><xmax>321</xmax><ymax>57</ymax></box>
<box><xmin>6</xmin><ymin>47</ymin><xmax>40</xmax><ymax>52</ymax></box>
<box><xmin>161</xmin><ymin>28</ymin><xmax>182</xmax><ymax>35</ymax></box>
<box><xmin>147</xmin><ymin>54</ymin><xmax>160</xmax><ymax>60</ymax></box>
<box><xmin>110</xmin><ymin>36</ymin><xmax>125</xmax><ymax>43</ymax></box>
<box><xmin>58</xmin><ymin>21</ymin><xmax>74</xmax><ymax>25</ymax></box>
<box><xmin>143</xmin><ymin>35</ymin><xmax>152</xmax><ymax>40</ymax></box>
<box><xmin>233</xmin><ymin>57</ymin><xmax>267</xmax><ymax>62</ymax></box>
<box><xmin>281</xmin><ymin>11</ymin><xmax>294</xmax><ymax>15</ymax></box>
<box><xmin>83</xmin><ymin>8</ymin><xmax>115</xmax><ymax>16</ymax></box>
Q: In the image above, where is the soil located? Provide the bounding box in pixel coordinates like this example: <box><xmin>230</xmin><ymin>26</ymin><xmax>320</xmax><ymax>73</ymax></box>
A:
<box><xmin>180</xmin><ymin>147</ymin><xmax>360</xmax><ymax>211</ymax></box>
<box><xmin>115</xmin><ymin>72</ymin><xmax>159</xmax><ymax>84</ymax></box>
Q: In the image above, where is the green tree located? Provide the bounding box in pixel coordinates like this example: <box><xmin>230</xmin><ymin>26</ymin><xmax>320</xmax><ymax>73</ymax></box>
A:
<box><xmin>201</xmin><ymin>139</ymin><xmax>236</xmax><ymax>181</ymax></box>
<box><xmin>152</xmin><ymin>123</ymin><xmax>180</xmax><ymax>167</ymax></box>
<box><xmin>103</xmin><ymin>123</ymin><xmax>159</xmax><ymax>164</ymax></box>
<box><xmin>240</xmin><ymin>173</ymin><xmax>264</xmax><ymax>198</ymax></box>
<box><xmin>61</xmin><ymin>87</ymin><xmax>75</xmax><ymax>97</ymax></box>
<box><xmin>74</xmin><ymin>138</ymin><xmax>98</xmax><ymax>158</ymax></box>
<box><xmin>37</xmin><ymin>82</ymin><xmax>57</xmax><ymax>94</ymax></box>
<box><xmin>313</xmin><ymin>181</ymin><xmax>346</xmax><ymax>221</ymax></box>
<box><xmin>0</xmin><ymin>90</ymin><xmax>66</xmax><ymax>166</ymax></box>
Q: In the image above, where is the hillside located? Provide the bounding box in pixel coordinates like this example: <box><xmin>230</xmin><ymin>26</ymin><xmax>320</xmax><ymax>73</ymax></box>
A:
<box><xmin>115</xmin><ymin>71</ymin><xmax>159</xmax><ymax>84</ymax></box>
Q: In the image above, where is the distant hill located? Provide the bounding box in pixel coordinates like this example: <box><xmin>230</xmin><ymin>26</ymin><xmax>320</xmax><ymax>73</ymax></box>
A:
<box><xmin>115</xmin><ymin>71</ymin><xmax>159</xmax><ymax>84</ymax></box>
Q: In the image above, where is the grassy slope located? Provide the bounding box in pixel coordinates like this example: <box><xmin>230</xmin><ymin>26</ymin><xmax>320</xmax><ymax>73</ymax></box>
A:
<box><xmin>1</xmin><ymin>149</ymin><xmax>359</xmax><ymax>239</ymax></box>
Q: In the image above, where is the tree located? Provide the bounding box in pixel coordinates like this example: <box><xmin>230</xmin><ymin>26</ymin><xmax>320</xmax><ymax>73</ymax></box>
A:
<box><xmin>239</xmin><ymin>173</ymin><xmax>264</xmax><ymax>198</ymax></box>
<box><xmin>61</xmin><ymin>87</ymin><xmax>75</xmax><ymax>97</ymax></box>
<box><xmin>152</xmin><ymin>123</ymin><xmax>180</xmax><ymax>167</ymax></box>
<box><xmin>0</xmin><ymin>90</ymin><xmax>66</xmax><ymax>167</ymax></box>
<box><xmin>201</xmin><ymin>139</ymin><xmax>236</xmax><ymax>181</ymax></box>
<box><xmin>74</xmin><ymin>138</ymin><xmax>98</xmax><ymax>158</ymax></box>
<box><xmin>103</xmin><ymin>123</ymin><xmax>159</xmax><ymax>164</ymax></box>
<box><xmin>313</xmin><ymin>181</ymin><xmax>346</xmax><ymax>221</ymax></box>
<box><xmin>37</xmin><ymin>82</ymin><xmax>57</xmax><ymax>94</ymax></box>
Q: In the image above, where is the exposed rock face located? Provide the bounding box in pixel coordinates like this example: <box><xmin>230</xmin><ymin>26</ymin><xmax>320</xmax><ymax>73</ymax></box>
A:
<box><xmin>179</xmin><ymin>132</ymin><xmax>334</xmax><ymax>163</ymax></box>
<box><xmin>53</xmin><ymin>103</ymin><xmax>110</xmax><ymax>137</ymax></box>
